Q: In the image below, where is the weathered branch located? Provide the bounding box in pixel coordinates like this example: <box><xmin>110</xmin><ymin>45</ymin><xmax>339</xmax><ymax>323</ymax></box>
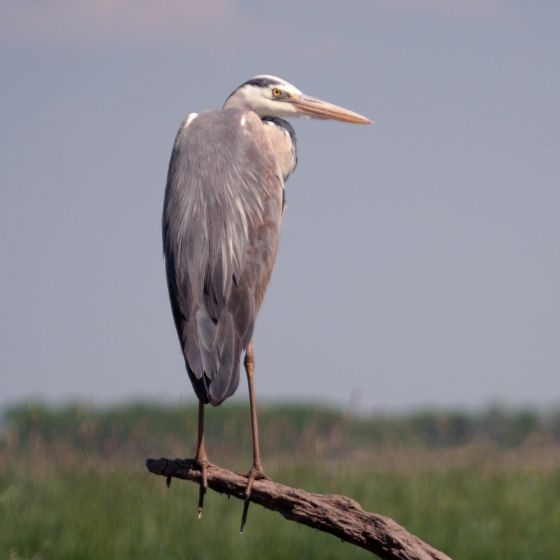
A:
<box><xmin>146</xmin><ymin>457</ymin><xmax>452</xmax><ymax>560</ymax></box>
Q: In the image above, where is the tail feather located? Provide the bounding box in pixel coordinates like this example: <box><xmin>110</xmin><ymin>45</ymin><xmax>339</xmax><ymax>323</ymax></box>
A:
<box><xmin>183</xmin><ymin>308</ymin><xmax>242</xmax><ymax>406</ymax></box>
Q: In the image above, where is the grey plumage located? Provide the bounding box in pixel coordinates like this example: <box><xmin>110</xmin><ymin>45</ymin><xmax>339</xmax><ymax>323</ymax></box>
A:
<box><xmin>163</xmin><ymin>108</ymin><xmax>291</xmax><ymax>405</ymax></box>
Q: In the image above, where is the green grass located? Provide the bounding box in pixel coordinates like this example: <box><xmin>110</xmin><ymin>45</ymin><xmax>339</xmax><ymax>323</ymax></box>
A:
<box><xmin>2</xmin><ymin>449</ymin><xmax>559</xmax><ymax>559</ymax></box>
<box><xmin>2</xmin><ymin>402</ymin><xmax>560</xmax><ymax>559</ymax></box>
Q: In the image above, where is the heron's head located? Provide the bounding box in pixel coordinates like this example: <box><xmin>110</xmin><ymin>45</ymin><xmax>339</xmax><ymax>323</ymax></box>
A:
<box><xmin>223</xmin><ymin>75</ymin><xmax>372</xmax><ymax>124</ymax></box>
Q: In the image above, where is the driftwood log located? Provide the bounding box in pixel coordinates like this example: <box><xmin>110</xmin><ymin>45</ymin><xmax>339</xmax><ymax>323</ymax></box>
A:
<box><xmin>146</xmin><ymin>457</ymin><xmax>452</xmax><ymax>560</ymax></box>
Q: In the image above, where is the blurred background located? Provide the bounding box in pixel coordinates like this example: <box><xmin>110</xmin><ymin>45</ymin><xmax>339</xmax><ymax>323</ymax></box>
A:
<box><xmin>1</xmin><ymin>2</ymin><xmax>559</xmax><ymax>559</ymax></box>
<box><xmin>1</xmin><ymin>0</ymin><xmax>559</xmax><ymax>411</ymax></box>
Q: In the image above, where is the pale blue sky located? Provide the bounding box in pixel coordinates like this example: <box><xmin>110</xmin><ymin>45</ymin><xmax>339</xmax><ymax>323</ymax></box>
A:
<box><xmin>1</xmin><ymin>1</ymin><xmax>559</xmax><ymax>410</ymax></box>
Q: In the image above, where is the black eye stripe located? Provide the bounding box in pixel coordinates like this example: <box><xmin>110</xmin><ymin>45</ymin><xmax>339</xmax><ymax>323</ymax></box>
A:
<box><xmin>243</xmin><ymin>77</ymin><xmax>283</xmax><ymax>89</ymax></box>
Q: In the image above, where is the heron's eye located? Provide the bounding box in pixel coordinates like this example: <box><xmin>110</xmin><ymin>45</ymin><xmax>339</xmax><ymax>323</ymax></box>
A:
<box><xmin>272</xmin><ymin>88</ymin><xmax>282</xmax><ymax>98</ymax></box>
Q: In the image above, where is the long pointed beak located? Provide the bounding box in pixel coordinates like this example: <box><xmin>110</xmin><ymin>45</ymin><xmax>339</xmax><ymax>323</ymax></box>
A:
<box><xmin>291</xmin><ymin>94</ymin><xmax>373</xmax><ymax>124</ymax></box>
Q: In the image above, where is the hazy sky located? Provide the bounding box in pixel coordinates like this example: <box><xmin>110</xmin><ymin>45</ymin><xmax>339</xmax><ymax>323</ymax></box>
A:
<box><xmin>1</xmin><ymin>1</ymin><xmax>559</xmax><ymax>411</ymax></box>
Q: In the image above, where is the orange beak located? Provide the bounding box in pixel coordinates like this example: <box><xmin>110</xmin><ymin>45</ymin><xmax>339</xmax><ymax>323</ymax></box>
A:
<box><xmin>290</xmin><ymin>94</ymin><xmax>373</xmax><ymax>124</ymax></box>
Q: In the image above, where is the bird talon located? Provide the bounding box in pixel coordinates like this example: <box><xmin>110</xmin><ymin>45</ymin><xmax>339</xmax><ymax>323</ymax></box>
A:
<box><xmin>240</xmin><ymin>466</ymin><xmax>268</xmax><ymax>532</ymax></box>
<box><xmin>240</xmin><ymin>498</ymin><xmax>250</xmax><ymax>533</ymax></box>
<box><xmin>196</xmin><ymin>459</ymin><xmax>208</xmax><ymax>517</ymax></box>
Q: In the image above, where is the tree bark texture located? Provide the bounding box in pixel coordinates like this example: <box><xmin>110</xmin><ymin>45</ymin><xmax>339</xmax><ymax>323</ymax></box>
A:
<box><xmin>146</xmin><ymin>457</ymin><xmax>453</xmax><ymax>560</ymax></box>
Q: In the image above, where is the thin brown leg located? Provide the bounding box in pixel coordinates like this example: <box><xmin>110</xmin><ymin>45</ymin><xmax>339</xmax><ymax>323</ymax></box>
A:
<box><xmin>195</xmin><ymin>399</ymin><xmax>208</xmax><ymax>518</ymax></box>
<box><xmin>240</xmin><ymin>340</ymin><xmax>268</xmax><ymax>531</ymax></box>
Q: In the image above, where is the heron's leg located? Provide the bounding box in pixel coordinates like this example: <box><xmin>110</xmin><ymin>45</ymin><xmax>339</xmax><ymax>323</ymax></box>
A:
<box><xmin>245</xmin><ymin>340</ymin><xmax>266</xmax><ymax>475</ymax></box>
<box><xmin>194</xmin><ymin>399</ymin><xmax>208</xmax><ymax>518</ymax></box>
<box><xmin>240</xmin><ymin>340</ymin><xmax>268</xmax><ymax>531</ymax></box>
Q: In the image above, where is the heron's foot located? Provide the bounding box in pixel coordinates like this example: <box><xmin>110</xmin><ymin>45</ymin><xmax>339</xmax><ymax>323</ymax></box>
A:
<box><xmin>195</xmin><ymin>458</ymin><xmax>208</xmax><ymax>519</ymax></box>
<box><xmin>244</xmin><ymin>465</ymin><xmax>268</xmax><ymax>500</ymax></box>
<box><xmin>240</xmin><ymin>465</ymin><xmax>269</xmax><ymax>532</ymax></box>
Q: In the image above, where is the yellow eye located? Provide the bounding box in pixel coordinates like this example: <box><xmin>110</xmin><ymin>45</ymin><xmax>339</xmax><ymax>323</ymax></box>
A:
<box><xmin>272</xmin><ymin>88</ymin><xmax>282</xmax><ymax>98</ymax></box>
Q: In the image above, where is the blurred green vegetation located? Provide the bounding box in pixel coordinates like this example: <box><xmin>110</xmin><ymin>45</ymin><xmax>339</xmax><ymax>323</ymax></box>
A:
<box><xmin>3</xmin><ymin>400</ymin><xmax>559</xmax><ymax>458</ymax></box>
<box><xmin>1</xmin><ymin>401</ymin><xmax>560</xmax><ymax>559</ymax></box>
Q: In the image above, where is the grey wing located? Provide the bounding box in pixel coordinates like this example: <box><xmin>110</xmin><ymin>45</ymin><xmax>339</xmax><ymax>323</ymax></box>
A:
<box><xmin>162</xmin><ymin>109</ymin><xmax>284</xmax><ymax>406</ymax></box>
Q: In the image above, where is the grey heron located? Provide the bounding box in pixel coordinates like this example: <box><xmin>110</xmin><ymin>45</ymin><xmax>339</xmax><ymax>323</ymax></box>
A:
<box><xmin>162</xmin><ymin>75</ymin><xmax>371</xmax><ymax>522</ymax></box>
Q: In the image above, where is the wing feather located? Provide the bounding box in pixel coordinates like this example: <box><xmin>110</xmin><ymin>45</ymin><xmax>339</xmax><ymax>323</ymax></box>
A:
<box><xmin>162</xmin><ymin>108</ymin><xmax>284</xmax><ymax>405</ymax></box>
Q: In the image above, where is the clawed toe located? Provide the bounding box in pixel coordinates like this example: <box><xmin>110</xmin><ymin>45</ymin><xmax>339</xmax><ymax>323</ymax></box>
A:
<box><xmin>240</xmin><ymin>466</ymin><xmax>268</xmax><ymax>532</ymax></box>
<box><xmin>196</xmin><ymin>460</ymin><xmax>208</xmax><ymax>518</ymax></box>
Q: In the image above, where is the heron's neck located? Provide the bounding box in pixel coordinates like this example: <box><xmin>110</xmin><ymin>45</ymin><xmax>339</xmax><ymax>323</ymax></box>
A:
<box><xmin>262</xmin><ymin>117</ymin><xmax>298</xmax><ymax>182</ymax></box>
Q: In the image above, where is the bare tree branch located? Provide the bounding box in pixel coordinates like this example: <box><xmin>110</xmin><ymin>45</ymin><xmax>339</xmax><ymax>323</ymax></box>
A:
<box><xmin>146</xmin><ymin>457</ymin><xmax>453</xmax><ymax>560</ymax></box>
